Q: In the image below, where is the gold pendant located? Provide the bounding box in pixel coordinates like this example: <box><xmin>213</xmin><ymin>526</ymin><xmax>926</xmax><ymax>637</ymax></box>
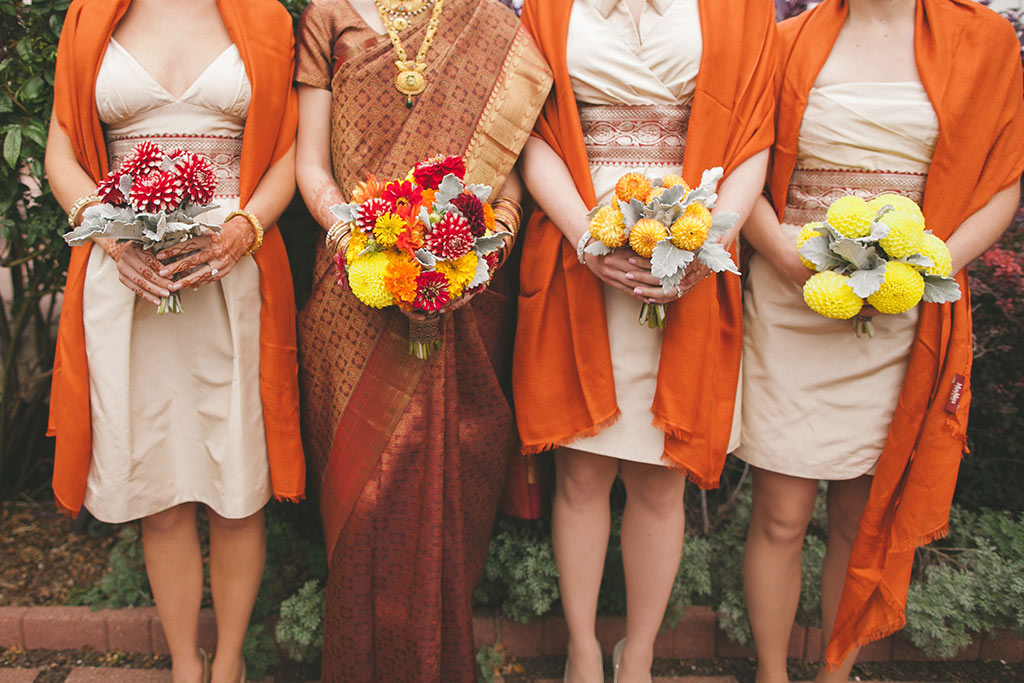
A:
<box><xmin>395</xmin><ymin>62</ymin><xmax>427</xmax><ymax>97</ymax></box>
<box><xmin>390</xmin><ymin>16</ymin><xmax>409</xmax><ymax>30</ymax></box>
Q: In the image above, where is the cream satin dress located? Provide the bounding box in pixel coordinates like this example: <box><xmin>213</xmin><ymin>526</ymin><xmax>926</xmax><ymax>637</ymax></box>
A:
<box><xmin>736</xmin><ymin>82</ymin><xmax>939</xmax><ymax>480</ymax></box>
<box><xmin>566</xmin><ymin>0</ymin><xmax>731</xmax><ymax>465</ymax></box>
<box><xmin>82</xmin><ymin>39</ymin><xmax>270</xmax><ymax>523</ymax></box>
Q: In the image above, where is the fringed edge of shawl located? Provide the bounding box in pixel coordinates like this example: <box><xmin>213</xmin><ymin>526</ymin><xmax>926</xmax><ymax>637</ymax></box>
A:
<box><xmin>274</xmin><ymin>493</ymin><xmax>306</xmax><ymax>504</ymax></box>
<box><xmin>659</xmin><ymin>455</ymin><xmax>721</xmax><ymax>490</ymax></box>
<box><xmin>824</xmin><ymin>614</ymin><xmax>906</xmax><ymax>671</ymax></box>
<box><xmin>520</xmin><ymin>409</ymin><xmax>621</xmax><ymax>455</ymax></box>
<box><xmin>651</xmin><ymin>415</ymin><xmax>693</xmax><ymax>444</ymax></box>
<box><xmin>891</xmin><ymin>521</ymin><xmax>950</xmax><ymax>554</ymax></box>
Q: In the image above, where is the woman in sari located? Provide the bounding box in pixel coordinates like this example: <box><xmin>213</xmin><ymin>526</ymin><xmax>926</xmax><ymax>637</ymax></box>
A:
<box><xmin>513</xmin><ymin>1</ymin><xmax>776</xmax><ymax>680</ymax></box>
<box><xmin>46</xmin><ymin>0</ymin><xmax>304</xmax><ymax>681</ymax></box>
<box><xmin>738</xmin><ymin>0</ymin><xmax>1024</xmax><ymax>680</ymax></box>
<box><xmin>293</xmin><ymin>0</ymin><xmax>550</xmax><ymax>680</ymax></box>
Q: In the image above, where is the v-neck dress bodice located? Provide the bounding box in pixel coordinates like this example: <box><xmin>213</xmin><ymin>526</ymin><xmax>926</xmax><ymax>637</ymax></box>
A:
<box><xmin>82</xmin><ymin>38</ymin><xmax>269</xmax><ymax>523</ymax></box>
<box><xmin>565</xmin><ymin>0</ymin><xmax>720</xmax><ymax>465</ymax></box>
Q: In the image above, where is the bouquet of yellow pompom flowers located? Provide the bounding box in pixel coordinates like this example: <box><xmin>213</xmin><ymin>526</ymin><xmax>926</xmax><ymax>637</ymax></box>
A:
<box><xmin>798</xmin><ymin>193</ymin><xmax>960</xmax><ymax>336</ymax></box>
<box><xmin>330</xmin><ymin>155</ymin><xmax>511</xmax><ymax>358</ymax></box>
<box><xmin>584</xmin><ymin>167</ymin><xmax>740</xmax><ymax>328</ymax></box>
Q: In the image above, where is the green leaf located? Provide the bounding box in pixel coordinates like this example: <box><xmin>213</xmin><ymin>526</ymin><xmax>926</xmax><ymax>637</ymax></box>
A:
<box><xmin>20</xmin><ymin>76</ymin><xmax>45</xmax><ymax>102</ymax></box>
<box><xmin>16</xmin><ymin>38</ymin><xmax>34</xmax><ymax>62</ymax></box>
<box><xmin>0</xmin><ymin>92</ymin><xmax>12</xmax><ymax>113</ymax></box>
<box><xmin>4</xmin><ymin>127</ymin><xmax>23</xmax><ymax>169</ymax></box>
<box><xmin>22</xmin><ymin>120</ymin><xmax>47</xmax><ymax>149</ymax></box>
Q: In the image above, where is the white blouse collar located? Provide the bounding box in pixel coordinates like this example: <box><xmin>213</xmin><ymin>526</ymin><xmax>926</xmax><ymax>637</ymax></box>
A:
<box><xmin>591</xmin><ymin>0</ymin><xmax>674</xmax><ymax>19</ymax></box>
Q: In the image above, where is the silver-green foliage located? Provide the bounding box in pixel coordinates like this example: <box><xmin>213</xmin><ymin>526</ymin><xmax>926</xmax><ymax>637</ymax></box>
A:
<box><xmin>275</xmin><ymin>580</ymin><xmax>325</xmax><ymax>663</ymax></box>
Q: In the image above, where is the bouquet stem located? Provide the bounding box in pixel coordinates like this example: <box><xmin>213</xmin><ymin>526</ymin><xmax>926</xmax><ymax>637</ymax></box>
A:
<box><xmin>408</xmin><ymin>316</ymin><xmax>441</xmax><ymax>359</ymax></box>
<box><xmin>852</xmin><ymin>315</ymin><xmax>875</xmax><ymax>338</ymax></box>
<box><xmin>157</xmin><ymin>293</ymin><xmax>183</xmax><ymax>315</ymax></box>
<box><xmin>638</xmin><ymin>302</ymin><xmax>667</xmax><ymax>329</ymax></box>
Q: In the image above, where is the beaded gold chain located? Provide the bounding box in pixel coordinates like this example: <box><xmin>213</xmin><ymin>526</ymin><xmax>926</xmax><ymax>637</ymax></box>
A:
<box><xmin>375</xmin><ymin>0</ymin><xmax>445</xmax><ymax>108</ymax></box>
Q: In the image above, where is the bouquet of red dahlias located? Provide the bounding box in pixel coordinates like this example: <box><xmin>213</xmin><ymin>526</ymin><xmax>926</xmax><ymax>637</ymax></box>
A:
<box><xmin>63</xmin><ymin>140</ymin><xmax>219</xmax><ymax>314</ymax></box>
<box><xmin>331</xmin><ymin>154</ymin><xmax>510</xmax><ymax>359</ymax></box>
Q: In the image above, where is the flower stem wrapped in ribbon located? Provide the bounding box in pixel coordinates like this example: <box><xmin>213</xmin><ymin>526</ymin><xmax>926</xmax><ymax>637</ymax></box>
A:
<box><xmin>584</xmin><ymin>167</ymin><xmax>741</xmax><ymax>328</ymax></box>
<box><xmin>796</xmin><ymin>193</ymin><xmax>960</xmax><ymax>337</ymax></box>
<box><xmin>329</xmin><ymin>154</ymin><xmax>511</xmax><ymax>359</ymax></box>
<box><xmin>63</xmin><ymin>140</ymin><xmax>220</xmax><ymax>314</ymax></box>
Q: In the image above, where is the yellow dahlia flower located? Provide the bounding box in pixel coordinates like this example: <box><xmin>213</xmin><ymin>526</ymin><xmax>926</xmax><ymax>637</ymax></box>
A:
<box><xmin>802</xmin><ymin>271</ymin><xmax>863</xmax><ymax>320</ymax></box>
<box><xmin>346</xmin><ymin>230</ymin><xmax>369</xmax><ymax>263</ymax></box>
<box><xmin>867</xmin><ymin>261</ymin><xmax>925</xmax><ymax>314</ymax></box>
<box><xmin>796</xmin><ymin>221</ymin><xmax>824</xmax><ymax>270</ymax></box>
<box><xmin>589</xmin><ymin>205</ymin><xmax>626</xmax><ymax>248</ymax></box>
<box><xmin>373</xmin><ymin>212</ymin><xmax>406</xmax><ymax>248</ymax></box>
<box><xmin>826</xmin><ymin>195</ymin><xmax>875</xmax><ymax>238</ymax></box>
<box><xmin>867</xmin><ymin>193</ymin><xmax>923</xmax><ymax>220</ymax></box>
<box><xmin>670</xmin><ymin>203</ymin><xmax>712</xmax><ymax>251</ymax></box>
<box><xmin>629</xmin><ymin>218</ymin><xmax>669</xmax><ymax>258</ymax></box>
<box><xmin>348</xmin><ymin>251</ymin><xmax>394</xmax><ymax>309</ymax></box>
<box><xmin>615</xmin><ymin>173</ymin><xmax>653</xmax><ymax>203</ymax></box>
<box><xmin>878</xmin><ymin>209</ymin><xmax>925</xmax><ymax>259</ymax></box>
<box><xmin>436</xmin><ymin>252</ymin><xmax>478</xmax><ymax>298</ymax></box>
<box><xmin>661</xmin><ymin>174</ymin><xmax>689</xmax><ymax>192</ymax></box>
<box><xmin>919</xmin><ymin>232</ymin><xmax>953</xmax><ymax>277</ymax></box>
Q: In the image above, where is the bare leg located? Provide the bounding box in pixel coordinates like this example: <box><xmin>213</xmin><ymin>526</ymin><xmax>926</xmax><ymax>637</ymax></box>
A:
<box><xmin>615</xmin><ymin>461</ymin><xmax>687</xmax><ymax>683</ymax></box>
<box><xmin>553</xmin><ymin>447</ymin><xmax>620</xmax><ymax>683</ymax></box>
<box><xmin>208</xmin><ymin>506</ymin><xmax>266</xmax><ymax>683</ymax></box>
<box><xmin>141</xmin><ymin>503</ymin><xmax>204</xmax><ymax>683</ymax></box>
<box><xmin>744</xmin><ymin>468</ymin><xmax>819</xmax><ymax>683</ymax></box>
<box><xmin>815</xmin><ymin>475</ymin><xmax>872</xmax><ymax>683</ymax></box>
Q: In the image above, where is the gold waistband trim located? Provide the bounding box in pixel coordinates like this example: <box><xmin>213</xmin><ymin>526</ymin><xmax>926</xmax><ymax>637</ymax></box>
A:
<box><xmin>578</xmin><ymin>103</ymin><xmax>690</xmax><ymax>167</ymax></box>
<box><xmin>784</xmin><ymin>167</ymin><xmax>927</xmax><ymax>225</ymax></box>
<box><xmin>107</xmin><ymin>134</ymin><xmax>243</xmax><ymax>198</ymax></box>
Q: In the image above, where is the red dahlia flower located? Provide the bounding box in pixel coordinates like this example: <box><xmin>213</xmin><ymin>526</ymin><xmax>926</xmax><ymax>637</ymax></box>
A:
<box><xmin>172</xmin><ymin>152</ymin><xmax>217</xmax><ymax>205</ymax></box>
<box><xmin>425</xmin><ymin>213</ymin><xmax>474</xmax><ymax>260</ymax></box>
<box><xmin>130</xmin><ymin>171</ymin><xmax>184</xmax><ymax>214</ymax></box>
<box><xmin>97</xmin><ymin>169</ymin><xmax>127</xmax><ymax>206</ymax></box>
<box><xmin>333</xmin><ymin>252</ymin><xmax>350</xmax><ymax>290</ymax></box>
<box><xmin>356</xmin><ymin>197</ymin><xmax>392</xmax><ymax>233</ymax></box>
<box><xmin>120</xmin><ymin>140</ymin><xmax>165</xmax><ymax>177</ymax></box>
<box><xmin>380</xmin><ymin>179</ymin><xmax>423</xmax><ymax>211</ymax></box>
<box><xmin>452</xmin><ymin>192</ymin><xmax>487</xmax><ymax>237</ymax></box>
<box><xmin>413</xmin><ymin>270</ymin><xmax>451</xmax><ymax>312</ymax></box>
<box><xmin>413</xmin><ymin>155</ymin><xmax>466</xmax><ymax>190</ymax></box>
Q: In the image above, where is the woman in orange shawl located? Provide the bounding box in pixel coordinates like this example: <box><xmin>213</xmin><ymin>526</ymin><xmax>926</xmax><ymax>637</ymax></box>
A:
<box><xmin>46</xmin><ymin>0</ymin><xmax>303</xmax><ymax>680</ymax></box>
<box><xmin>514</xmin><ymin>0</ymin><xmax>776</xmax><ymax>679</ymax></box>
<box><xmin>738</xmin><ymin>0</ymin><xmax>1024</xmax><ymax>680</ymax></box>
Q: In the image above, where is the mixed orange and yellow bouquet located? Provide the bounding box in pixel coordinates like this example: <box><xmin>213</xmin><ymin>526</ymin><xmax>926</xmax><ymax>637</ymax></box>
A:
<box><xmin>798</xmin><ymin>193</ymin><xmax>960</xmax><ymax>336</ymax></box>
<box><xmin>583</xmin><ymin>167</ymin><xmax>740</xmax><ymax>328</ymax></box>
<box><xmin>330</xmin><ymin>155</ymin><xmax>509</xmax><ymax>358</ymax></box>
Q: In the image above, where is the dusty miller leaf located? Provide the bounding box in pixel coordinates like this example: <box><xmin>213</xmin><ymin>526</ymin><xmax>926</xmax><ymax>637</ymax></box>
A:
<box><xmin>696</xmin><ymin>241</ymin><xmax>740</xmax><ymax>275</ymax></box>
<box><xmin>832</xmin><ymin>238</ymin><xmax>876</xmax><ymax>270</ymax></box>
<box><xmin>414</xmin><ymin>248</ymin><xmax>436</xmax><ymax>268</ymax></box>
<box><xmin>475</xmin><ymin>232</ymin><xmax>510</xmax><ymax>255</ymax></box>
<box><xmin>709</xmin><ymin>211</ymin><xmax>739</xmax><ymax>241</ymax></box>
<box><xmin>659</xmin><ymin>267</ymin><xmax>685</xmax><ymax>294</ymax></box>
<box><xmin>923</xmin><ymin>275</ymin><xmax>962</xmax><ymax>304</ymax></box>
<box><xmin>800</xmin><ymin>235</ymin><xmax>844</xmax><ymax>271</ymax></box>
<box><xmin>466</xmin><ymin>182</ymin><xmax>492</xmax><ymax>203</ymax></box>
<box><xmin>467</xmin><ymin>252</ymin><xmax>492</xmax><ymax>289</ymax></box>
<box><xmin>584</xmin><ymin>240</ymin><xmax>613</xmax><ymax>256</ymax></box>
<box><xmin>650</xmin><ymin>239</ymin><xmax>694</xmax><ymax>279</ymax></box>
<box><xmin>618</xmin><ymin>198</ymin><xmax>645</xmax><ymax>228</ymax></box>
<box><xmin>435</xmin><ymin>173</ymin><xmax>464</xmax><ymax>205</ymax></box>
<box><xmin>658</xmin><ymin>184</ymin><xmax>689</xmax><ymax>206</ymax></box>
<box><xmin>330</xmin><ymin>203</ymin><xmax>356</xmax><ymax>224</ymax></box>
<box><xmin>847</xmin><ymin>260</ymin><xmax>888</xmax><ymax>298</ymax></box>
<box><xmin>900</xmin><ymin>253</ymin><xmax>934</xmax><ymax>269</ymax></box>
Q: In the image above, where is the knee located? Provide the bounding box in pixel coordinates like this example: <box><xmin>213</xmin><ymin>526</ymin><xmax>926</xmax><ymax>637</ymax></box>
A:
<box><xmin>622</xmin><ymin>468</ymin><xmax>685</xmax><ymax>511</ymax></box>
<box><xmin>142</xmin><ymin>503</ymin><xmax>196</xmax><ymax>535</ymax></box>
<box><xmin>556</xmin><ymin>459</ymin><xmax>616</xmax><ymax>510</ymax></box>
<box><xmin>751</xmin><ymin>508</ymin><xmax>809</xmax><ymax>547</ymax></box>
<box><xmin>207</xmin><ymin>508</ymin><xmax>263</xmax><ymax>536</ymax></box>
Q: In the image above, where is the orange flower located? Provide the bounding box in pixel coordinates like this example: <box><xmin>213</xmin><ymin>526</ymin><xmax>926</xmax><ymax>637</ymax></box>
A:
<box><xmin>351</xmin><ymin>174</ymin><xmax>383</xmax><ymax>203</ymax></box>
<box><xmin>421</xmin><ymin>189</ymin><xmax>437</xmax><ymax>207</ymax></box>
<box><xmin>615</xmin><ymin>173</ymin><xmax>652</xmax><ymax>203</ymax></box>
<box><xmin>628</xmin><ymin>218</ymin><xmax>668</xmax><ymax>258</ymax></box>
<box><xmin>482</xmin><ymin>202</ymin><xmax>496</xmax><ymax>231</ymax></box>
<box><xmin>384</xmin><ymin>255</ymin><xmax>422</xmax><ymax>305</ymax></box>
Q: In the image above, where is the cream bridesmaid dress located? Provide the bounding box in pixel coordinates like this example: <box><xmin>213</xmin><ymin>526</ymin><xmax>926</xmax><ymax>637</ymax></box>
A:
<box><xmin>81</xmin><ymin>39</ymin><xmax>270</xmax><ymax>523</ymax></box>
<box><xmin>736</xmin><ymin>82</ymin><xmax>939</xmax><ymax>479</ymax></box>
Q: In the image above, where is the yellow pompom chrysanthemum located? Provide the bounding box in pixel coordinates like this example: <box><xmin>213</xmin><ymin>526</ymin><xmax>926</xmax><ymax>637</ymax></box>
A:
<box><xmin>348</xmin><ymin>251</ymin><xmax>394</xmax><ymax>309</ymax></box>
<box><xmin>866</xmin><ymin>261</ymin><xmax>925</xmax><ymax>314</ymax></box>
<box><xmin>670</xmin><ymin>203</ymin><xmax>712</xmax><ymax>251</ymax></box>
<box><xmin>878</xmin><ymin>209</ymin><xmax>925</xmax><ymax>259</ymax></box>
<box><xmin>867</xmin><ymin>193</ymin><xmax>923</xmax><ymax>220</ymax></box>
<box><xmin>918</xmin><ymin>233</ymin><xmax>953</xmax><ymax>277</ymax></box>
<box><xmin>796</xmin><ymin>221</ymin><xmax>824</xmax><ymax>270</ymax></box>
<box><xmin>615</xmin><ymin>173</ymin><xmax>653</xmax><ymax>203</ymax></box>
<box><xmin>629</xmin><ymin>218</ymin><xmax>669</xmax><ymax>258</ymax></box>
<box><xmin>826</xmin><ymin>195</ymin><xmax>875</xmax><ymax>238</ymax></box>
<box><xmin>589</xmin><ymin>205</ymin><xmax>626</xmax><ymax>248</ymax></box>
<box><xmin>436</xmin><ymin>252</ymin><xmax>478</xmax><ymax>298</ymax></box>
<box><xmin>373</xmin><ymin>212</ymin><xmax>406</xmax><ymax>248</ymax></box>
<box><xmin>661</xmin><ymin>174</ymin><xmax>689</xmax><ymax>191</ymax></box>
<box><xmin>646</xmin><ymin>187</ymin><xmax>666</xmax><ymax>203</ymax></box>
<box><xmin>346</xmin><ymin>230</ymin><xmax>369</xmax><ymax>263</ymax></box>
<box><xmin>802</xmin><ymin>271</ymin><xmax>863</xmax><ymax>320</ymax></box>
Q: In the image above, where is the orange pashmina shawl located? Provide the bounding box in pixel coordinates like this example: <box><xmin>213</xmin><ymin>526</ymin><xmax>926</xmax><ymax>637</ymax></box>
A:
<box><xmin>772</xmin><ymin>0</ymin><xmax>1024</xmax><ymax>667</ymax></box>
<box><xmin>48</xmin><ymin>0</ymin><xmax>305</xmax><ymax>515</ymax></box>
<box><xmin>514</xmin><ymin>0</ymin><xmax>777</xmax><ymax>487</ymax></box>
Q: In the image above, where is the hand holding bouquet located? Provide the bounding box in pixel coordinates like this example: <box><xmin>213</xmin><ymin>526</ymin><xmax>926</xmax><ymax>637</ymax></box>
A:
<box><xmin>583</xmin><ymin>167</ymin><xmax>740</xmax><ymax>328</ymax></box>
<box><xmin>331</xmin><ymin>155</ymin><xmax>511</xmax><ymax>359</ymax></box>
<box><xmin>63</xmin><ymin>140</ymin><xmax>220</xmax><ymax>314</ymax></box>
<box><xmin>798</xmin><ymin>193</ymin><xmax>960</xmax><ymax>336</ymax></box>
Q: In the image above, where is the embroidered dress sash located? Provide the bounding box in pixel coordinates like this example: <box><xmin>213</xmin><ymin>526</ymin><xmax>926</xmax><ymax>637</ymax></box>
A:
<box><xmin>784</xmin><ymin>167</ymin><xmax>927</xmax><ymax>226</ymax></box>
<box><xmin>579</xmin><ymin>103</ymin><xmax>690</xmax><ymax>167</ymax></box>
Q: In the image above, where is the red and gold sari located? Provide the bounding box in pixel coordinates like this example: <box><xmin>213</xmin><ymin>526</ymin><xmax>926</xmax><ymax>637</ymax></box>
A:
<box><xmin>294</xmin><ymin>0</ymin><xmax>550</xmax><ymax>679</ymax></box>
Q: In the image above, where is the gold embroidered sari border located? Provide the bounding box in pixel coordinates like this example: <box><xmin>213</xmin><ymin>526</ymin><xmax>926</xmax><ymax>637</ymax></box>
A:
<box><xmin>784</xmin><ymin>167</ymin><xmax>927</xmax><ymax>225</ymax></box>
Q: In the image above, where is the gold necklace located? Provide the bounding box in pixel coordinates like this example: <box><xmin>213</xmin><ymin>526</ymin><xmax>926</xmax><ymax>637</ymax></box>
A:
<box><xmin>374</xmin><ymin>0</ymin><xmax>432</xmax><ymax>30</ymax></box>
<box><xmin>375</xmin><ymin>0</ymin><xmax>445</xmax><ymax>108</ymax></box>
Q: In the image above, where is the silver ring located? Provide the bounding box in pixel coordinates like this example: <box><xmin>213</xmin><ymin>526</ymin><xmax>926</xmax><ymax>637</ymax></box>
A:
<box><xmin>210</xmin><ymin>267</ymin><xmax>219</xmax><ymax>277</ymax></box>
<box><xmin>674</xmin><ymin>284</ymin><xmax>682</xmax><ymax>299</ymax></box>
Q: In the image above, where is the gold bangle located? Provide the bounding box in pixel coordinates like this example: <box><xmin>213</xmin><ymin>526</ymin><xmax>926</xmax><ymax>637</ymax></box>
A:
<box><xmin>67</xmin><ymin>194</ymin><xmax>100</xmax><ymax>228</ymax></box>
<box><xmin>226</xmin><ymin>209</ymin><xmax>264</xmax><ymax>256</ymax></box>
<box><xmin>325</xmin><ymin>219</ymin><xmax>351</xmax><ymax>253</ymax></box>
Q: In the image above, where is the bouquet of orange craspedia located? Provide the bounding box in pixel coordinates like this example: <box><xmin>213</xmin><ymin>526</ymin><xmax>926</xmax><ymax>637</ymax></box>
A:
<box><xmin>797</xmin><ymin>193</ymin><xmax>959</xmax><ymax>336</ymax></box>
<box><xmin>584</xmin><ymin>168</ymin><xmax>740</xmax><ymax>328</ymax></box>
<box><xmin>329</xmin><ymin>154</ymin><xmax>510</xmax><ymax>358</ymax></box>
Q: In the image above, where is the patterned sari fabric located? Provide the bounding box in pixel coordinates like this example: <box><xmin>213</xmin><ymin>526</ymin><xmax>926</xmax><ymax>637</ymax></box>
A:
<box><xmin>294</xmin><ymin>1</ymin><xmax>550</xmax><ymax>679</ymax></box>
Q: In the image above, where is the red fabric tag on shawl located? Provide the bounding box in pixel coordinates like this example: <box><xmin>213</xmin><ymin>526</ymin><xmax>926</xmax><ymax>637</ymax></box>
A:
<box><xmin>945</xmin><ymin>374</ymin><xmax>966</xmax><ymax>413</ymax></box>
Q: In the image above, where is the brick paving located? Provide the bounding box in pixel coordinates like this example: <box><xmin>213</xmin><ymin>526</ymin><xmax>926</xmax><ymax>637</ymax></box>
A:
<box><xmin>0</xmin><ymin>670</ymin><xmax>41</xmax><ymax>683</ymax></box>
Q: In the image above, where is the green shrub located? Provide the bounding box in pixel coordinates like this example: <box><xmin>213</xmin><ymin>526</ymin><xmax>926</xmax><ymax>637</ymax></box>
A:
<box><xmin>67</xmin><ymin>526</ymin><xmax>152</xmax><ymax>608</ymax></box>
<box><xmin>275</xmin><ymin>580</ymin><xmax>324</xmax><ymax>663</ymax></box>
<box><xmin>242</xmin><ymin>623</ymin><xmax>280</xmax><ymax>681</ymax></box>
<box><xmin>473</xmin><ymin>517</ymin><xmax>560</xmax><ymax>623</ymax></box>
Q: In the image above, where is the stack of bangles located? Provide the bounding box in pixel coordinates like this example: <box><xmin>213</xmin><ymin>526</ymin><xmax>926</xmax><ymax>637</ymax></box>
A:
<box><xmin>225</xmin><ymin>209</ymin><xmax>265</xmax><ymax>256</ymax></box>
<box><xmin>66</xmin><ymin>194</ymin><xmax>100</xmax><ymax>228</ymax></box>
<box><xmin>324</xmin><ymin>196</ymin><xmax>524</xmax><ymax>269</ymax></box>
